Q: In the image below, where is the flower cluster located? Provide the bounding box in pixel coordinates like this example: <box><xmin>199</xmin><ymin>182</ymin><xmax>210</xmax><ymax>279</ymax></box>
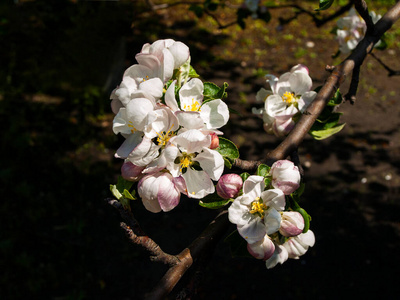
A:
<box><xmin>336</xmin><ymin>8</ymin><xmax>382</xmax><ymax>54</ymax></box>
<box><xmin>111</xmin><ymin>39</ymin><xmax>230</xmax><ymax>213</ymax></box>
<box><xmin>253</xmin><ymin>64</ymin><xmax>317</xmax><ymax>137</ymax></box>
<box><xmin>227</xmin><ymin>160</ymin><xmax>315</xmax><ymax>268</ymax></box>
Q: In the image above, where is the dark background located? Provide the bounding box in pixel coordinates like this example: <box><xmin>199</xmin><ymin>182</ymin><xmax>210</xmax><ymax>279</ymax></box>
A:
<box><xmin>1</xmin><ymin>0</ymin><xmax>400</xmax><ymax>299</ymax></box>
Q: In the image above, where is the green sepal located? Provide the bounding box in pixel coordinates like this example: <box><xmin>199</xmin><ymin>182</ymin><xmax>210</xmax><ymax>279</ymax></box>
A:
<box><xmin>189</xmin><ymin>65</ymin><xmax>200</xmax><ymax>78</ymax></box>
<box><xmin>315</xmin><ymin>0</ymin><xmax>335</xmax><ymax>11</ymax></box>
<box><xmin>327</xmin><ymin>89</ymin><xmax>343</xmax><ymax>106</ymax></box>
<box><xmin>224</xmin><ymin>230</ymin><xmax>253</xmax><ymax>258</ymax></box>
<box><xmin>256</xmin><ymin>164</ymin><xmax>270</xmax><ymax>177</ymax></box>
<box><xmin>109</xmin><ymin>176</ymin><xmax>135</xmax><ymax>210</ymax></box>
<box><xmin>240</xmin><ymin>172</ymin><xmax>250</xmax><ymax>182</ymax></box>
<box><xmin>288</xmin><ymin>195</ymin><xmax>311</xmax><ymax>233</ymax></box>
<box><xmin>217</xmin><ymin>137</ymin><xmax>239</xmax><ymax>169</ymax></box>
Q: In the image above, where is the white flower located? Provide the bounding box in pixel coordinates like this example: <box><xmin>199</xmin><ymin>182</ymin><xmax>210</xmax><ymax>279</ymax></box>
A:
<box><xmin>265</xmin><ymin>230</ymin><xmax>315</xmax><ymax>268</ymax></box>
<box><xmin>283</xmin><ymin>230</ymin><xmax>315</xmax><ymax>259</ymax></box>
<box><xmin>136</xmin><ymin>39</ymin><xmax>190</xmax><ymax>83</ymax></box>
<box><xmin>279</xmin><ymin>211</ymin><xmax>304</xmax><ymax>237</ymax></box>
<box><xmin>163</xmin><ymin>129</ymin><xmax>225</xmax><ymax>199</ymax></box>
<box><xmin>138</xmin><ymin>172</ymin><xmax>181</xmax><ymax>213</ymax></box>
<box><xmin>165</xmin><ymin>79</ymin><xmax>230</xmax><ymax>131</ymax></box>
<box><xmin>270</xmin><ymin>160</ymin><xmax>301</xmax><ymax>195</ymax></box>
<box><xmin>247</xmin><ymin>235</ymin><xmax>275</xmax><ymax>260</ymax></box>
<box><xmin>336</xmin><ymin>8</ymin><xmax>382</xmax><ymax>54</ymax></box>
<box><xmin>228</xmin><ymin>175</ymin><xmax>285</xmax><ymax>243</ymax></box>
<box><xmin>255</xmin><ymin>65</ymin><xmax>316</xmax><ymax>136</ymax></box>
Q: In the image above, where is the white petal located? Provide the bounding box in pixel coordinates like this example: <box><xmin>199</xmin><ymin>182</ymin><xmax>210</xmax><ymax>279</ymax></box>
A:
<box><xmin>138</xmin><ymin>77</ymin><xmax>164</xmax><ymax>99</ymax></box>
<box><xmin>115</xmin><ymin>132</ymin><xmax>143</xmax><ymax>159</ymax></box>
<box><xmin>126</xmin><ymin>97</ymin><xmax>155</xmax><ymax>131</ymax></box>
<box><xmin>195</xmin><ymin>148</ymin><xmax>224</xmax><ymax>181</ymax></box>
<box><xmin>176</xmin><ymin>111</ymin><xmax>204</xmax><ymax>130</ymax></box>
<box><xmin>179</xmin><ymin>78</ymin><xmax>204</xmax><ymax>111</ymax></box>
<box><xmin>237</xmin><ymin>217</ymin><xmax>266</xmax><ymax>244</ymax></box>
<box><xmin>171</xmin><ymin>129</ymin><xmax>211</xmax><ymax>153</ymax></box>
<box><xmin>200</xmin><ymin>99</ymin><xmax>230</xmax><ymax>130</ymax></box>
<box><xmin>242</xmin><ymin>175</ymin><xmax>265</xmax><ymax>199</ymax></box>
<box><xmin>162</xmin><ymin>48</ymin><xmax>174</xmax><ymax>82</ymax></box>
<box><xmin>164</xmin><ymin>81</ymin><xmax>179</xmax><ymax>112</ymax></box>
<box><xmin>289</xmin><ymin>71</ymin><xmax>312</xmax><ymax>95</ymax></box>
<box><xmin>168</xmin><ymin>42</ymin><xmax>190</xmax><ymax>69</ymax></box>
<box><xmin>182</xmin><ymin>168</ymin><xmax>215</xmax><ymax>199</ymax></box>
<box><xmin>264</xmin><ymin>207</ymin><xmax>282</xmax><ymax>235</ymax></box>
<box><xmin>265</xmin><ymin>245</ymin><xmax>289</xmax><ymax>269</ymax></box>
<box><xmin>127</xmin><ymin>137</ymin><xmax>159</xmax><ymax>166</ymax></box>
<box><xmin>298</xmin><ymin>91</ymin><xmax>317</xmax><ymax>112</ymax></box>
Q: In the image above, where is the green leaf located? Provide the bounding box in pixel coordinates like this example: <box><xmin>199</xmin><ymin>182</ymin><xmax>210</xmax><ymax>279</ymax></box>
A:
<box><xmin>240</xmin><ymin>172</ymin><xmax>250</xmax><ymax>182</ymax></box>
<box><xmin>309</xmin><ymin>123</ymin><xmax>346</xmax><ymax>140</ymax></box>
<box><xmin>203</xmin><ymin>82</ymin><xmax>228</xmax><ymax>102</ymax></box>
<box><xmin>327</xmin><ymin>89</ymin><xmax>343</xmax><ymax>106</ymax></box>
<box><xmin>217</xmin><ymin>137</ymin><xmax>239</xmax><ymax>168</ymax></box>
<box><xmin>199</xmin><ymin>198</ymin><xmax>232</xmax><ymax>209</ymax></box>
<box><xmin>224</xmin><ymin>230</ymin><xmax>253</xmax><ymax>258</ymax></box>
<box><xmin>110</xmin><ymin>184</ymin><xmax>122</xmax><ymax>200</ymax></box>
<box><xmin>256</xmin><ymin>164</ymin><xmax>270</xmax><ymax>177</ymax></box>
<box><xmin>315</xmin><ymin>0</ymin><xmax>335</xmax><ymax>11</ymax></box>
<box><xmin>189</xmin><ymin>65</ymin><xmax>200</xmax><ymax>78</ymax></box>
<box><xmin>122</xmin><ymin>189</ymin><xmax>136</xmax><ymax>201</ymax></box>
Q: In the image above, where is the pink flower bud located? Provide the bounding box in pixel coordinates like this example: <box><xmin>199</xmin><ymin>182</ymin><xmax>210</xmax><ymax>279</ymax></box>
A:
<box><xmin>216</xmin><ymin>174</ymin><xmax>243</xmax><ymax>199</ymax></box>
<box><xmin>209</xmin><ymin>133</ymin><xmax>219</xmax><ymax>149</ymax></box>
<box><xmin>279</xmin><ymin>211</ymin><xmax>304</xmax><ymax>237</ymax></box>
<box><xmin>270</xmin><ymin>160</ymin><xmax>301</xmax><ymax>195</ymax></box>
<box><xmin>247</xmin><ymin>236</ymin><xmax>275</xmax><ymax>261</ymax></box>
<box><xmin>121</xmin><ymin>161</ymin><xmax>145</xmax><ymax>182</ymax></box>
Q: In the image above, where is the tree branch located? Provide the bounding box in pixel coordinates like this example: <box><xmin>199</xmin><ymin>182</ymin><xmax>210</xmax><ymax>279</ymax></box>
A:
<box><xmin>106</xmin><ymin>198</ymin><xmax>179</xmax><ymax>266</ymax></box>
<box><xmin>145</xmin><ymin>210</ymin><xmax>230</xmax><ymax>299</ymax></box>
<box><xmin>266</xmin><ymin>0</ymin><xmax>400</xmax><ymax>164</ymax></box>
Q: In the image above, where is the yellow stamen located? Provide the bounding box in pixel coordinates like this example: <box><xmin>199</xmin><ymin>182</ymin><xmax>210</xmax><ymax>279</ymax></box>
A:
<box><xmin>183</xmin><ymin>98</ymin><xmax>200</xmax><ymax>112</ymax></box>
<box><xmin>127</xmin><ymin>121</ymin><xmax>137</xmax><ymax>134</ymax></box>
<box><xmin>282</xmin><ymin>91</ymin><xmax>295</xmax><ymax>104</ymax></box>
<box><xmin>156</xmin><ymin>124</ymin><xmax>176</xmax><ymax>147</ymax></box>
<box><xmin>250</xmin><ymin>197</ymin><xmax>267</xmax><ymax>217</ymax></box>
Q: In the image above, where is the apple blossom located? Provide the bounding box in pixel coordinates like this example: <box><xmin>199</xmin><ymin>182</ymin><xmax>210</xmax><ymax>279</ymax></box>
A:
<box><xmin>255</xmin><ymin>64</ymin><xmax>317</xmax><ymax>136</ymax></box>
<box><xmin>283</xmin><ymin>230</ymin><xmax>315</xmax><ymax>259</ymax></box>
<box><xmin>163</xmin><ymin>129</ymin><xmax>224</xmax><ymax>199</ymax></box>
<box><xmin>165</xmin><ymin>79</ymin><xmax>230</xmax><ymax>131</ymax></box>
<box><xmin>279</xmin><ymin>211</ymin><xmax>304</xmax><ymax>237</ymax></box>
<box><xmin>228</xmin><ymin>175</ymin><xmax>285</xmax><ymax>243</ymax></box>
<box><xmin>121</xmin><ymin>161</ymin><xmax>145</xmax><ymax>182</ymax></box>
<box><xmin>216</xmin><ymin>174</ymin><xmax>243</xmax><ymax>199</ymax></box>
<box><xmin>138</xmin><ymin>172</ymin><xmax>181</xmax><ymax>213</ymax></box>
<box><xmin>270</xmin><ymin>159</ymin><xmax>301</xmax><ymax>195</ymax></box>
<box><xmin>336</xmin><ymin>8</ymin><xmax>382</xmax><ymax>54</ymax></box>
<box><xmin>136</xmin><ymin>39</ymin><xmax>190</xmax><ymax>83</ymax></box>
<box><xmin>247</xmin><ymin>235</ymin><xmax>275</xmax><ymax>260</ymax></box>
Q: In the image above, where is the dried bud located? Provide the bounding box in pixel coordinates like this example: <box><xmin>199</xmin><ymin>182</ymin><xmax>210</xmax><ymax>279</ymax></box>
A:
<box><xmin>216</xmin><ymin>174</ymin><xmax>243</xmax><ymax>199</ymax></box>
<box><xmin>279</xmin><ymin>211</ymin><xmax>304</xmax><ymax>237</ymax></box>
<box><xmin>209</xmin><ymin>133</ymin><xmax>219</xmax><ymax>149</ymax></box>
<box><xmin>121</xmin><ymin>161</ymin><xmax>145</xmax><ymax>182</ymax></box>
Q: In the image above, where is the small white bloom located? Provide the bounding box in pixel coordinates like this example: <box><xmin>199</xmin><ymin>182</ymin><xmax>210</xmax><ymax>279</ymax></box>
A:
<box><xmin>138</xmin><ymin>172</ymin><xmax>181</xmax><ymax>213</ymax></box>
<box><xmin>270</xmin><ymin>160</ymin><xmax>301</xmax><ymax>195</ymax></box>
<box><xmin>228</xmin><ymin>176</ymin><xmax>286</xmax><ymax>243</ymax></box>
<box><xmin>254</xmin><ymin>65</ymin><xmax>316</xmax><ymax>136</ymax></box>
<box><xmin>164</xmin><ymin>129</ymin><xmax>224</xmax><ymax>199</ymax></box>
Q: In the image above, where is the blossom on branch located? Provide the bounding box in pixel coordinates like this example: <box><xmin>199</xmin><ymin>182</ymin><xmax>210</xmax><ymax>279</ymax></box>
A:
<box><xmin>253</xmin><ymin>64</ymin><xmax>316</xmax><ymax>137</ymax></box>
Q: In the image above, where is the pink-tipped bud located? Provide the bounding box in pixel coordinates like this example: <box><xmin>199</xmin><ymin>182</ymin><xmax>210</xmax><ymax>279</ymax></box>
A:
<box><xmin>279</xmin><ymin>211</ymin><xmax>304</xmax><ymax>237</ymax></box>
<box><xmin>216</xmin><ymin>174</ymin><xmax>243</xmax><ymax>199</ymax></box>
<box><xmin>209</xmin><ymin>133</ymin><xmax>219</xmax><ymax>149</ymax></box>
<box><xmin>121</xmin><ymin>161</ymin><xmax>145</xmax><ymax>182</ymax></box>
<box><xmin>247</xmin><ymin>236</ymin><xmax>275</xmax><ymax>261</ymax></box>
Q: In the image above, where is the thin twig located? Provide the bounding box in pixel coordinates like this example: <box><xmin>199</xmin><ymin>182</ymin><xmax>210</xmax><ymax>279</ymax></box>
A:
<box><xmin>106</xmin><ymin>198</ymin><xmax>179</xmax><ymax>266</ymax></box>
<box><xmin>344</xmin><ymin>64</ymin><xmax>360</xmax><ymax>104</ymax></box>
<box><xmin>370</xmin><ymin>52</ymin><xmax>400</xmax><ymax>76</ymax></box>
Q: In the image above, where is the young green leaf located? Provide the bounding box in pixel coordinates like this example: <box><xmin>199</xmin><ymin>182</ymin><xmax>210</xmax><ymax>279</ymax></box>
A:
<box><xmin>309</xmin><ymin>123</ymin><xmax>346</xmax><ymax>140</ymax></box>
<box><xmin>256</xmin><ymin>164</ymin><xmax>270</xmax><ymax>177</ymax></box>
<box><xmin>316</xmin><ymin>0</ymin><xmax>335</xmax><ymax>11</ymax></box>
<box><xmin>217</xmin><ymin>137</ymin><xmax>240</xmax><ymax>166</ymax></box>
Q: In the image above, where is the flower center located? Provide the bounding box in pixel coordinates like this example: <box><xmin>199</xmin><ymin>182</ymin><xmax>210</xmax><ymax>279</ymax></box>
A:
<box><xmin>178</xmin><ymin>152</ymin><xmax>195</xmax><ymax>172</ymax></box>
<box><xmin>183</xmin><ymin>98</ymin><xmax>201</xmax><ymax>111</ymax></box>
<box><xmin>282</xmin><ymin>91</ymin><xmax>295</xmax><ymax>105</ymax></box>
<box><xmin>127</xmin><ymin>121</ymin><xmax>137</xmax><ymax>134</ymax></box>
<box><xmin>250</xmin><ymin>197</ymin><xmax>267</xmax><ymax>218</ymax></box>
<box><xmin>141</xmin><ymin>75</ymin><xmax>150</xmax><ymax>83</ymax></box>
<box><xmin>156</xmin><ymin>125</ymin><xmax>176</xmax><ymax>148</ymax></box>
